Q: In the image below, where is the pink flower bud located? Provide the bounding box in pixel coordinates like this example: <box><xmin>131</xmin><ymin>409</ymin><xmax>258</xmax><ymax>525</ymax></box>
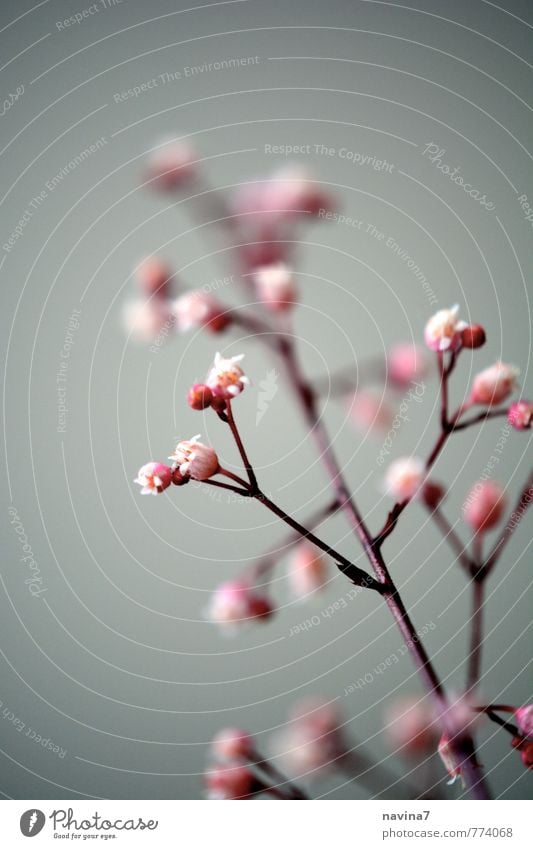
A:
<box><xmin>470</xmin><ymin>361</ymin><xmax>520</xmax><ymax>406</ymax></box>
<box><xmin>387</xmin><ymin>344</ymin><xmax>427</xmax><ymax>387</ymax></box>
<box><xmin>288</xmin><ymin>542</ymin><xmax>327</xmax><ymax>598</ymax></box>
<box><xmin>422</xmin><ymin>480</ymin><xmax>445</xmax><ymax>509</ymax></box>
<box><xmin>266</xmin><ymin>166</ymin><xmax>333</xmax><ymax>217</ymax></box>
<box><xmin>254</xmin><ymin>262</ymin><xmax>297</xmax><ymax>311</ymax></box>
<box><xmin>145</xmin><ymin>138</ymin><xmax>197</xmax><ymax>190</ymax></box>
<box><xmin>204</xmin><ymin>763</ymin><xmax>255</xmax><ymax>799</ymax></box>
<box><xmin>135</xmin><ymin>257</ymin><xmax>173</xmax><ymax>298</ymax></box>
<box><xmin>187</xmin><ymin>383</ymin><xmax>213</xmax><ymax>410</ymax></box>
<box><xmin>511</xmin><ymin>736</ymin><xmax>533</xmax><ymax>770</ymax></box>
<box><xmin>461</xmin><ymin>324</ymin><xmax>486</xmax><ymax>349</ymax></box>
<box><xmin>134</xmin><ymin>462</ymin><xmax>172</xmax><ymax>495</ymax></box>
<box><xmin>508</xmin><ymin>400</ymin><xmax>532</xmax><ymax>430</ymax></box>
<box><xmin>384</xmin><ymin>697</ymin><xmax>438</xmax><ymax>755</ymax></box>
<box><xmin>206</xmin><ymin>352</ymin><xmax>249</xmax><ymax>400</ymax></box>
<box><xmin>424</xmin><ymin>305</ymin><xmax>467</xmax><ymax>352</ymax></box>
<box><xmin>438</xmin><ymin>734</ymin><xmax>462</xmax><ymax>785</ymax></box>
<box><xmin>206</xmin><ymin>580</ymin><xmax>273</xmax><ymax>630</ymax></box>
<box><xmin>515</xmin><ymin>705</ymin><xmax>533</xmax><ymax>740</ymax></box>
<box><xmin>169</xmin><ymin>435</ymin><xmax>219</xmax><ymax>481</ymax></box>
<box><xmin>463</xmin><ymin>480</ymin><xmax>506</xmax><ymax>533</ymax></box>
<box><xmin>385</xmin><ymin>456</ymin><xmax>425</xmax><ymax>501</ymax></box>
<box><xmin>171</xmin><ymin>468</ymin><xmax>189</xmax><ymax>487</ymax></box>
<box><xmin>172</xmin><ymin>291</ymin><xmax>228</xmax><ymax>333</ymax></box>
<box><xmin>211</xmin><ymin>728</ymin><xmax>254</xmax><ymax>761</ymax></box>
<box><xmin>122</xmin><ymin>298</ymin><xmax>172</xmax><ymax>342</ymax></box>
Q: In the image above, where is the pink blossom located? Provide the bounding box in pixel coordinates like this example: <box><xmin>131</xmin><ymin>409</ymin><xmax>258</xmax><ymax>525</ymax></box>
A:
<box><xmin>122</xmin><ymin>298</ymin><xmax>172</xmax><ymax>341</ymax></box>
<box><xmin>206</xmin><ymin>580</ymin><xmax>273</xmax><ymax>630</ymax></box>
<box><xmin>187</xmin><ymin>383</ymin><xmax>213</xmax><ymax>410</ymax></box>
<box><xmin>145</xmin><ymin>138</ymin><xmax>197</xmax><ymax>189</ymax></box>
<box><xmin>515</xmin><ymin>705</ymin><xmax>533</xmax><ymax>740</ymax></box>
<box><xmin>385</xmin><ymin>456</ymin><xmax>425</xmax><ymax>501</ymax></box>
<box><xmin>232</xmin><ymin>167</ymin><xmax>332</xmax><ymax>222</ymax></box>
<box><xmin>172</xmin><ymin>291</ymin><xmax>227</xmax><ymax>333</ymax></box>
<box><xmin>134</xmin><ymin>462</ymin><xmax>172</xmax><ymax>495</ymax></box>
<box><xmin>254</xmin><ymin>262</ymin><xmax>297</xmax><ymax>311</ymax></box>
<box><xmin>135</xmin><ymin>256</ymin><xmax>173</xmax><ymax>298</ymax></box>
<box><xmin>384</xmin><ymin>697</ymin><xmax>439</xmax><ymax>755</ymax></box>
<box><xmin>204</xmin><ymin>763</ymin><xmax>255</xmax><ymax>799</ymax></box>
<box><xmin>387</xmin><ymin>344</ymin><xmax>427</xmax><ymax>387</ymax></box>
<box><xmin>211</xmin><ymin>728</ymin><xmax>254</xmax><ymax>761</ymax></box>
<box><xmin>424</xmin><ymin>305</ymin><xmax>467</xmax><ymax>352</ymax></box>
<box><xmin>470</xmin><ymin>361</ymin><xmax>519</xmax><ymax>406</ymax></box>
<box><xmin>288</xmin><ymin>542</ymin><xmax>327</xmax><ymax>598</ymax></box>
<box><xmin>169</xmin><ymin>435</ymin><xmax>219</xmax><ymax>481</ymax></box>
<box><xmin>507</xmin><ymin>400</ymin><xmax>532</xmax><ymax>431</ymax></box>
<box><xmin>463</xmin><ymin>481</ymin><xmax>506</xmax><ymax>533</ymax></box>
<box><xmin>438</xmin><ymin>734</ymin><xmax>462</xmax><ymax>785</ymax></box>
<box><xmin>206</xmin><ymin>352</ymin><xmax>249</xmax><ymax>400</ymax></box>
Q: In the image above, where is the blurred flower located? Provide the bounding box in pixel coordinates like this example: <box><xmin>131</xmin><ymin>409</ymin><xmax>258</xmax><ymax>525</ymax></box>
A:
<box><xmin>204</xmin><ymin>763</ymin><xmax>255</xmax><ymax>799</ymax></box>
<box><xmin>275</xmin><ymin>698</ymin><xmax>347</xmax><ymax>777</ymax></box>
<box><xmin>254</xmin><ymin>262</ymin><xmax>297</xmax><ymax>311</ymax></box>
<box><xmin>384</xmin><ymin>696</ymin><xmax>439</xmax><ymax>756</ymax></box>
<box><xmin>287</xmin><ymin>542</ymin><xmax>327</xmax><ymax>598</ymax></box>
<box><xmin>206</xmin><ymin>352</ymin><xmax>249</xmax><ymax>400</ymax></box>
<box><xmin>507</xmin><ymin>400</ymin><xmax>532</xmax><ymax>431</ymax></box>
<box><xmin>463</xmin><ymin>481</ymin><xmax>506</xmax><ymax>533</ymax></box>
<box><xmin>424</xmin><ymin>305</ymin><xmax>467</xmax><ymax>352</ymax></box>
<box><xmin>172</xmin><ymin>291</ymin><xmax>228</xmax><ymax>333</ymax></box>
<box><xmin>211</xmin><ymin>728</ymin><xmax>254</xmax><ymax>762</ymax></box>
<box><xmin>470</xmin><ymin>362</ymin><xmax>519</xmax><ymax>406</ymax></box>
<box><xmin>135</xmin><ymin>256</ymin><xmax>173</xmax><ymax>298</ymax></box>
<box><xmin>145</xmin><ymin>137</ymin><xmax>197</xmax><ymax>189</ymax></box>
<box><xmin>388</xmin><ymin>344</ymin><xmax>427</xmax><ymax>387</ymax></box>
<box><xmin>206</xmin><ymin>580</ymin><xmax>273</xmax><ymax>631</ymax></box>
<box><xmin>385</xmin><ymin>456</ymin><xmax>425</xmax><ymax>501</ymax></box>
<box><xmin>511</xmin><ymin>736</ymin><xmax>533</xmax><ymax>770</ymax></box>
<box><xmin>122</xmin><ymin>298</ymin><xmax>172</xmax><ymax>342</ymax></box>
<box><xmin>348</xmin><ymin>391</ymin><xmax>393</xmax><ymax>433</ymax></box>
<box><xmin>134</xmin><ymin>462</ymin><xmax>172</xmax><ymax>495</ymax></box>
<box><xmin>169</xmin><ymin>435</ymin><xmax>219</xmax><ymax>481</ymax></box>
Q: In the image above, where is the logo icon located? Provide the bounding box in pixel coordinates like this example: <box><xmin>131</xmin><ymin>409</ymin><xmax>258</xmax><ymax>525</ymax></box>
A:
<box><xmin>256</xmin><ymin>368</ymin><xmax>279</xmax><ymax>425</ymax></box>
<box><xmin>20</xmin><ymin>809</ymin><xmax>45</xmax><ymax>837</ymax></box>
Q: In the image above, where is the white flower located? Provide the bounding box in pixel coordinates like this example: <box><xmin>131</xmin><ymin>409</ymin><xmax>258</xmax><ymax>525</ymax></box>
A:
<box><xmin>470</xmin><ymin>361</ymin><xmax>520</xmax><ymax>406</ymax></box>
<box><xmin>254</xmin><ymin>262</ymin><xmax>297</xmax><ymax>311</ymax></box>
<box><xmin>424</xmin><ymin>305</ymin><xmax>467</xmax><ymax>352</ymax></box>
<box><xmin>172</xmin><ymin>291</ymin><xmax>220</xmax><ymax>332</ymax></box>
<box><xmin>169</xmin><ymin>435</ymin><xmax>219</xmax><ymax>481</ymax></box>
<box><xmin>206</xmin><ymin>352</ymin><xmax>249</xmax><ymax>400</ymax></box>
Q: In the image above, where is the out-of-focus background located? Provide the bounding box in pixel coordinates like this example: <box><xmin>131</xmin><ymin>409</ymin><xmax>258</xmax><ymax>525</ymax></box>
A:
<box><xmin>1</xmin><ymin>0</ymin><xmax>531</xmax><ymax>800</ymax></box>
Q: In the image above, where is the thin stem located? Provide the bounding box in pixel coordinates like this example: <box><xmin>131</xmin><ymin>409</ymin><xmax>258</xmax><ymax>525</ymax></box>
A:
<box><xmin>427</xmin><ymin>504</ymin><xmax>472</xmax><ymax>575</ymax></box>
<box><xmin>466</xmin><ymin>578</ymin><xmax>484</xmax><ymax>692</ymax></box>
<box><xmin>452</xmin><ymin>408</ymin><xmax>508</xmax><ymax>431</ymax></box>
<box><xmin>202</xmin><ymin>479</ymin><xmax>249</xmax><ymax>497</ymax></box>
<box><xmin>253</xmin><ymin>754</ymin><xmax>309</xmax><ymax>800</ymax></box>
<box><xmin>251</xmin><ymin>497</ymin><xmax>340</xmax><ymax>580</ymax></box>
<box><xmin>253</xmin><ymin>490</ymin><xmax>388</xmax><ymax>594</ymax></box>
<box><xmin>218</xmin><ymin>466</ymin><xmax>251</xmax><ymax>490</ymax></box>
<box><xmin>483</xmin><ymin>470</ymin><xmax>533</xmax><ymax>575</ymax></box>
<box><xmin>475</xmin><ymin>708</ymin><xmax>519</xmax><ymax>738</ymax></box>
<box><xmin>225</xmin><ymin>401</ymin><xmax>258</xmax><ymax>490</ymax></box>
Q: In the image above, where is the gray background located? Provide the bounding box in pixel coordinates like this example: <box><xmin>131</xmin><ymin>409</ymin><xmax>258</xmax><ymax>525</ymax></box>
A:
<box><xmin>0</xmin><ymin>0</ymin><xmax>531</xmax><ymax>800</ymax></box>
